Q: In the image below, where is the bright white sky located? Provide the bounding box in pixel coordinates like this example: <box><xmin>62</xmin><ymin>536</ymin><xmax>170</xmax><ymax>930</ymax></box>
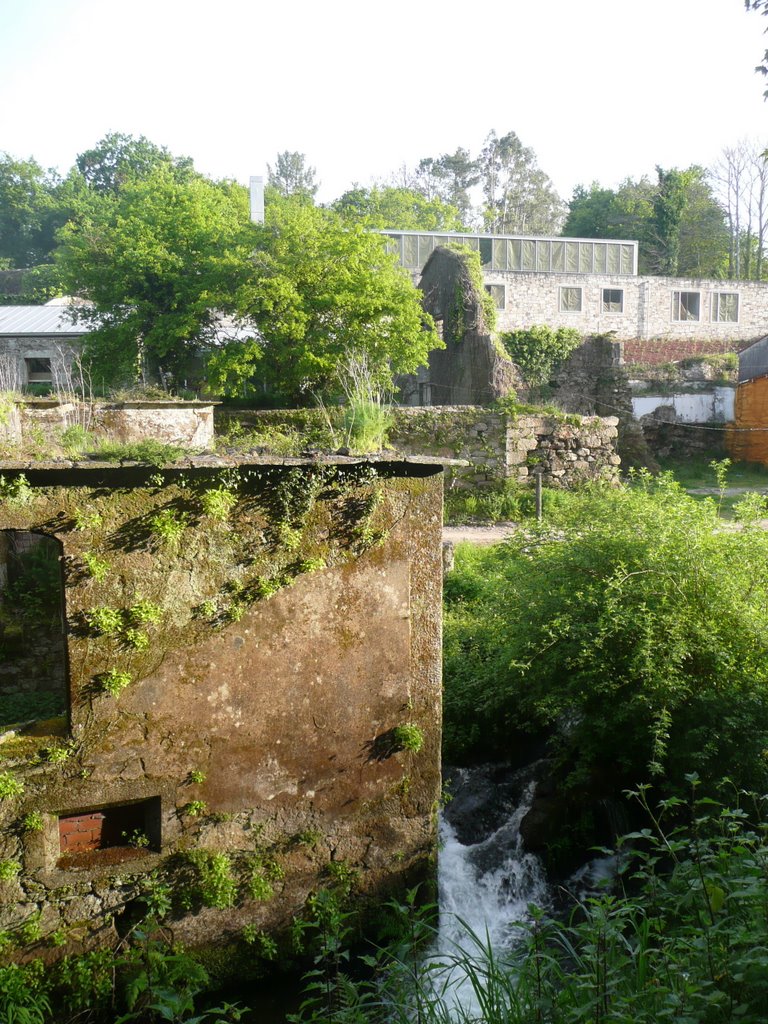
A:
<box><xmin>0</xmin><ymin>0</ymin><xmax>766</xmax><ymax>205</ymax></box>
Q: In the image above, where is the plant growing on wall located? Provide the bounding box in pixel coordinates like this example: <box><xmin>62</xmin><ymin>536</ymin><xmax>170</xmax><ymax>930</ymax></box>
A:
<box><xmin>501</xmin><ymin>324</ymin><xmax>581</xmax><ymax>386</ymax></box>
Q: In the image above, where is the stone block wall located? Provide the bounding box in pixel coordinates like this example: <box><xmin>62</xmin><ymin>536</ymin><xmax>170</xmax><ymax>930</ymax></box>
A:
<box><xmin>0</xmin><ymin>457</ymin><xmax>443</xmax><ymax>967</ymax></box>
<box><xmin>219</xmin><ymin>407</ymin><xmax>622</xmax><ymax>490</ymax></box>
<box><xmin>487</xmin><ymin>271</ymin><xmax>768</xmax><ymax>344</ymax></box>
<box><xmin>388</xmin><ymin>407</ymin><xmax>620</xmax><ymax>489</ymax></box>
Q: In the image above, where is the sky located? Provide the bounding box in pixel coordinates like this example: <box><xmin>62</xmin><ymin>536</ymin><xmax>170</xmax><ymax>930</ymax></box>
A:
<box><xmin>0</xmin><ymin>0</ymin><xmax>767</xmax><ymax>206</ymax></box>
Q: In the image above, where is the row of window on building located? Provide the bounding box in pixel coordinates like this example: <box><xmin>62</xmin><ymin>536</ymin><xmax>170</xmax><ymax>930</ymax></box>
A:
<box><xmin>484</xmin><ymin>285</ymin><xmax>741</xmax><ymax>323</ymax></box>
<box><xmin>382</xmin><ymin>231</ymin><xmax>639</xmax><ymax>276</ymax></box>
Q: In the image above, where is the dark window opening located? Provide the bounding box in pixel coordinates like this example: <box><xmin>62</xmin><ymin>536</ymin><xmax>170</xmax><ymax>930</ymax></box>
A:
<box><xmin>0</xmin><ymin>531</ymin><xmax>68</xmax><ymax>732</ymax></box>
<box><xmin>58</xmin><ymin>797</ymin><xmax>161</xmax><ymax>868</ymax></box>
<box><xmin>25</xmin><ymin>357</ymin><xmax>52</xmax><ymax>383</ymax></box>
<box><xmin>601</xmin><ymin>288</ymin><xmax>624</xmax><ymax>314</ymax></box>
<box><xmin>485</xmin><ymin>284</ymin><xmax>506</xmax><ymax>310</ymax></box>
<box><xmin>672</xmin><ymin>290</ymin><xmax>701</xmax><ymax>322</ymax></box>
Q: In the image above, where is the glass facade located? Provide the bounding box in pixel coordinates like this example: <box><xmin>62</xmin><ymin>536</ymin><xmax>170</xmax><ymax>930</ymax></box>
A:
<box><xmin>382</xmin><ymin>231</ymin><xmax>638</xmax><ymax>276</ymax></box>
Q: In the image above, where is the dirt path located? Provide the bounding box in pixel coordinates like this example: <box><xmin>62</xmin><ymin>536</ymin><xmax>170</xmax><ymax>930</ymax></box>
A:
<box><xmin>442</xmin><ymin>523</ymin><xmax>517</xmax><ymax>546</ymax></box>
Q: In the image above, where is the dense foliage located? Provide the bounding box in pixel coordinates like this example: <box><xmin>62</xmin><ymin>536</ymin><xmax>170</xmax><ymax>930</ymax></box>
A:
<box><xmin>501</xmin><ymin>325</ymin><xmax>581</xmax><ymax>385</ymax></box>
<box><xmin>443</xmin><ymin>475</ymin><xmax>768</xmax><ymax>796</ymax></box>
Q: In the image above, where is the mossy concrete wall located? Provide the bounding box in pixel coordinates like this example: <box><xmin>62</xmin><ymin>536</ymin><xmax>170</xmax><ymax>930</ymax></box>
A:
<box><xmin>1</xmin><ymin>400</ymin><xmax>216</xmax><ymax>448</ymax></box>
<box><xmin>0</xmin><ymin>457</ymin><xmax>443</xmax><ymax>966</ymax></box>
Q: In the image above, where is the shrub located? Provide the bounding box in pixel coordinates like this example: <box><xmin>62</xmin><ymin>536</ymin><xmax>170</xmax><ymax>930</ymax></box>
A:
<box><xmin>444</xmin><ymin>474</ymin><xmax>768</xmax><ymax>796</ymax></box>
<box><xmin>501</xmin><ymin>324</ymin><xmax>581</xmax><ymax>385</ymax></box>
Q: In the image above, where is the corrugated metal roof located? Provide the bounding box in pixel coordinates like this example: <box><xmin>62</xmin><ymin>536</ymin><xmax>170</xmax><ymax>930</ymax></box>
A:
<box><xmin>0</xmin><ymin>306</ymin><xmax>93</xmax><ymax>336</ymax></box>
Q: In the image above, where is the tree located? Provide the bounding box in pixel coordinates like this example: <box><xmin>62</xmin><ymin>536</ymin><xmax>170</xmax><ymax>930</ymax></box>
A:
<box><xmin>711</xmin><ymin>140</ymin><xmax>768</xmax><ymax>279</ymax></box>
<box><xmin>411</xmin><ymin>148</ymin><xmax>480</xmax><ymax>224</ymax></box>
<box><xmin>478</xmin><ymin>130</ymin><xmax>565</xmax><ymax>235</ymax></box>
<box><xmin>238</xmin><ymin>194</ymin><xmax>439</xmax><ymax>402</ymax></box>
<box><xmin>647</xmin><ymin>166</ymin><xmax>687</xmax><ymax>275</ymax></box>
<box><xmin>56</xmin><ymin>166</ymin><xmax>253</xmax><ymax>385</ymax></box>
<box><xmin>564</xmin><ymin>171</ymin><xmax>729</xmax><ymax>277</ymax></box>
<box><xmin>75</xmin><ymin>132</ymin><xmax>196</xmax><ymax>195</ymax></box>
<box><xmin>746</xmin><ymin>0</ymin><xmax>768</xmax><ymax>95</ymax></box>
<box><xmin>332</xmin><ymin>185</ymin><xmax>465</xmax><ymax>231</ymax></box>
<box><xmin>266</xmin><ymin>151</ymin><xmax>318</xmax><ymax>199</ymax></box>
<box><xmin>0</xmin><ymin>154</ymin><xmax>61</xmax><ymax>267</ymax></box>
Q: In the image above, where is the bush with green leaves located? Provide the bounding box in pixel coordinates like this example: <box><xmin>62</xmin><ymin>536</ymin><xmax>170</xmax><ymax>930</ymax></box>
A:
<box><xmin>444</xmin><ymin>474</ymin><xmax>768</xmax><ymax>796</ymax></box>
<box><xmin>501</xmin><ymin>323</ymin><xmax>581</xmax><ymax>385</ymax></box>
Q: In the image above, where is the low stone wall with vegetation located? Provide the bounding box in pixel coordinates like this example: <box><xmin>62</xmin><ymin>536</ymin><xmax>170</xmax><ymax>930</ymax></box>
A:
<box><xmin>217</xmin><ymin>406</ymin><xmax>622</xmax><ymax>490</ymax></box>
<box><xmin>1</xmin><ymin>400</ymin><xmax>216</xmax><ymax>450</ymax></box>
<box><xmin>389</xmin><ymin>407</ymin><xmax>621</xmax><ymax>489</ymax></box>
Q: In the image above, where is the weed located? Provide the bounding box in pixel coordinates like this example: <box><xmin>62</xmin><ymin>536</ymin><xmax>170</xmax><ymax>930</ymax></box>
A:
<box><xmin>85</xmin><ymin>606</ymin><xmax>123</xmax><ymax>638</ymax></box>
<box><xmin>184</xmin><ymin>800</ymin><xmax>208</xmax><ymax>818</ymax></box>
<box><xmin>188</xmin><ymin>770</ymin><xmax>206</xmax><ymax>784</ymax></box>
<box><xmin>0</xmin><ymin>473</ymin><xmax>33</xmax><ymax>507</ymax></box>
<box><xmin>201</xmin><ymin>486</ymin><xmax>238</xmax><ymax>520</ymax></box>
<box><xmin>0</xmin><ymin>772</ymin><xmax>24</xmax><ymax>800</ymax></box>
<box><xmin>241</xmin><ymin>925</ymin><xmax>278</xmax><ymax>959</ymax></box>
<box><xmin>91</xmin><ymin>438</ymin><xmax>186</xmax><ymax>465</ymax></box>
<box><xmin>82</xmin><ymin>552</ymin><xmax>110</xmax><ymax>582</ymax></box>
<box><xmin>21</xmin><ymin>811</ymin><xmax>44</xmax><ymax>833</ymax></box>
<box><xmin>122</xmin><ymin>829</ymin><xmax>150</xmax><ymax>849</ymax></box>
<box><xmin>73</xmin><ymin>506</ymin><xmax>103</xmax><ymax>530</ymax></box>
<box><xmin>149</xmin><ymin>507</ymin><xmax>189</xmax><ymax>547</ymax></box>
<box><xmin>99</xmin><ymin>668</ymin><xmax>132</xmax><ymax>697</ymax></box>
<box><xmin>392</xmin><ymin>723</ymin><xmax>424</xmax><ymax>754</ymax></box>
<box><xmin>127</xmin><ymin>599</ymin><xmax>162</xmax><ymax>626</ymax></box>
<box><xmin>122</xmin><ymin>627</ymin><xmax>149</xmax><ymax>650</ymax></box>
<box><xmin>0</xmin><ymin>860</ymin><xmax>20</xmax><ymax>882</ymax></box>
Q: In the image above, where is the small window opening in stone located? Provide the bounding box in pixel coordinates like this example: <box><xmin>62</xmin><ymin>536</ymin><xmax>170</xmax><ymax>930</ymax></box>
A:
<box><xmin>601</xmin><ymin>288</ymin><xmax>624</xmax><ymax>314</ymax></box>
<box><xmin>0</xmin><ymin>531</ymin><xmax>68</xmax><ymax>735</ymax></box>
<box><xmin>24</xmin><ymin>358</ymin><xmax>53</xmax><ymax>395</ymax></box>
<box><xmin>57</xmin><ymin>797</ymin><xmax>161</xmax><ymax>868</ymax></box>
<box><xmin>485</xmin><ymin>284</ymin><xmax>506</xmax><ymax>310</ymax></box>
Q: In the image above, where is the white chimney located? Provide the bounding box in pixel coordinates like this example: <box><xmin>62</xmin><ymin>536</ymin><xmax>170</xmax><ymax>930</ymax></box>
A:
<box><xmin>249</xmin><ymin>176</ymin><xmax>265</xmax><ymax>224</ymax></box>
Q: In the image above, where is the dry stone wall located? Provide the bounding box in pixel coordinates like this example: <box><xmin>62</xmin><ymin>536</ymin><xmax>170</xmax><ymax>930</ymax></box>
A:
<box><xmin>388</xmin><ymin>407</ymin><xmax>621</xmax><ymax>489</ymax></box>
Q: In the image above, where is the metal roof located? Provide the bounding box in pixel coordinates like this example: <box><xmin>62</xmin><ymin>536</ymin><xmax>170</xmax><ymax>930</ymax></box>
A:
<box><xmin>0</xmin><ymin>306</ymin><xmax>93</xmax><ymax>336</ymax></box>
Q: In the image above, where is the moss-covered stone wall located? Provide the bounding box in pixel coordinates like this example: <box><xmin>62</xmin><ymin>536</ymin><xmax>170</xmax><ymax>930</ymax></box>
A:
<box><xmin>0</xmin><ymin>457</ymin><xmax>443</xmax><ymax>969</ymax></box>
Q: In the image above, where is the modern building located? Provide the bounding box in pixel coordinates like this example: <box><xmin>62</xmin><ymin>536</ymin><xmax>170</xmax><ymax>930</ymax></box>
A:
<box><xmin>383</xmin><ymin>230</ymin><xmax>768</xmax><ymax>345</ymax></box>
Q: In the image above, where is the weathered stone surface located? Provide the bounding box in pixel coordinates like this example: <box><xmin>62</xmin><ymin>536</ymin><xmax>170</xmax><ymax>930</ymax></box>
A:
<box><xmin>0</xmin><ymin>459</ymin><xmax>444</xmax><ymax>962</ymax></box>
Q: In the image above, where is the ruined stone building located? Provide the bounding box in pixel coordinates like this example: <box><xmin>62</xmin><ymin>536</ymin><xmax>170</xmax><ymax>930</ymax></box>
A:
<box><xmin>0</xmin><ymin>447</ymin><xmax>444</xmax><ymax>969</ymax></box>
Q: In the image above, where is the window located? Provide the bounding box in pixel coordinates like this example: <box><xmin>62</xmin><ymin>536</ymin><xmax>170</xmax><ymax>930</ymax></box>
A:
<box><xmin>58</xmin><ymin>797</ymin><xmax>161</xmax><ymax>868</ymax></box>
<box><xmin>24</xmin><ymin>357</ymin><xmax>52</xmax><ymax>384</ymax></box>
<box><xmin>712</xmin><ymin>292</ymin><xmax>739</xmax><ymax>323</ymax></box>
<box><xmin>559</xmin><ymin>286</ymin><xmax>583</xmax><ymax>313</ymax></box>
<box><xmin>485</xmin><ymin>284</ymin><xmax>506</xmax><ymax>310</ymax></box>
<box><xmin>0</xmin><ymin>531</ymin><xmax>67</xmax><ymax>733</ymax></box>
<box><xmin>601</xmin><ymin>288</ymin><xmax>624</xmax><ymax>314</ymax></box>
<box><xmin>672</xmin><ymin>291</ymin><xmax>701</xmax><ymax>321</ymax></box>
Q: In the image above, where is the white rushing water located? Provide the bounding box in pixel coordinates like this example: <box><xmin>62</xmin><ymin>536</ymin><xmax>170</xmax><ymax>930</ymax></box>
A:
<box><xmin>429</xmin><ymin>774</ymin><xmax>550</xmax><ymax>1014</ymax></box>
<box><xmin>436</xmin><ymin>779</ymin><xmax>549</xmax><ymax>956</ymax></box>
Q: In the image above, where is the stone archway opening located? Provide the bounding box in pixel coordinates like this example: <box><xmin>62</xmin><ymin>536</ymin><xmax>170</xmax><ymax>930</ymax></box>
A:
<box><xmin>0</xmin><ymin>531</ymin><xmax>68</xmax><ymax>733</ymax></box>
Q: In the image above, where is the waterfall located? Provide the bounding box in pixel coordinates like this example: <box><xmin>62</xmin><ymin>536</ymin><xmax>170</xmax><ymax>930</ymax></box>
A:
<box><xmin>437</xmin><ymin>779</ymin><xmax>549</xmax><ymax>954</ymax></box>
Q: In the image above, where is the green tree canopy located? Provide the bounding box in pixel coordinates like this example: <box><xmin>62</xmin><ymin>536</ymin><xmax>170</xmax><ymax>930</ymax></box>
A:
<box><xmin>332</xmin><ymin>185</ymin><xmax>465</xmax><ymax>231</ymax></box>
<box><xmin>56</xmin><ymin>166</ymin><xmax>253</xmax><ymax>384</ymax></box>
<box><xmin>479</xmin><ymin>130</ymin><xmax>565</xmax><ymax>235</ymax></box>
<box><xmin>266</xmin><ymin>151</ymin><xmax>318</xmax><ymax>198</ymax></box>
<box><xmin>0</xmin><ymin>153</ymin><xmax>62</xmax><ymax>268</ymax></box>
<box><xmin>444</xmin><ymin>476</ymin><xmax>768</xmax><ymax>797</ymax></box>
<box><xmin>564</xmin><ymin>170</ymin><xmax>730</xmax><ymax>277</ymax></box>
<box><xmin>237</xmin><ymin>194</ymin><xmax>439</xmax><ymax>402</ymax></box>
<box><xmin>75</xmin><ymin>132</ymin><xmax>196</xmax><ymax>195</ymax></box>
